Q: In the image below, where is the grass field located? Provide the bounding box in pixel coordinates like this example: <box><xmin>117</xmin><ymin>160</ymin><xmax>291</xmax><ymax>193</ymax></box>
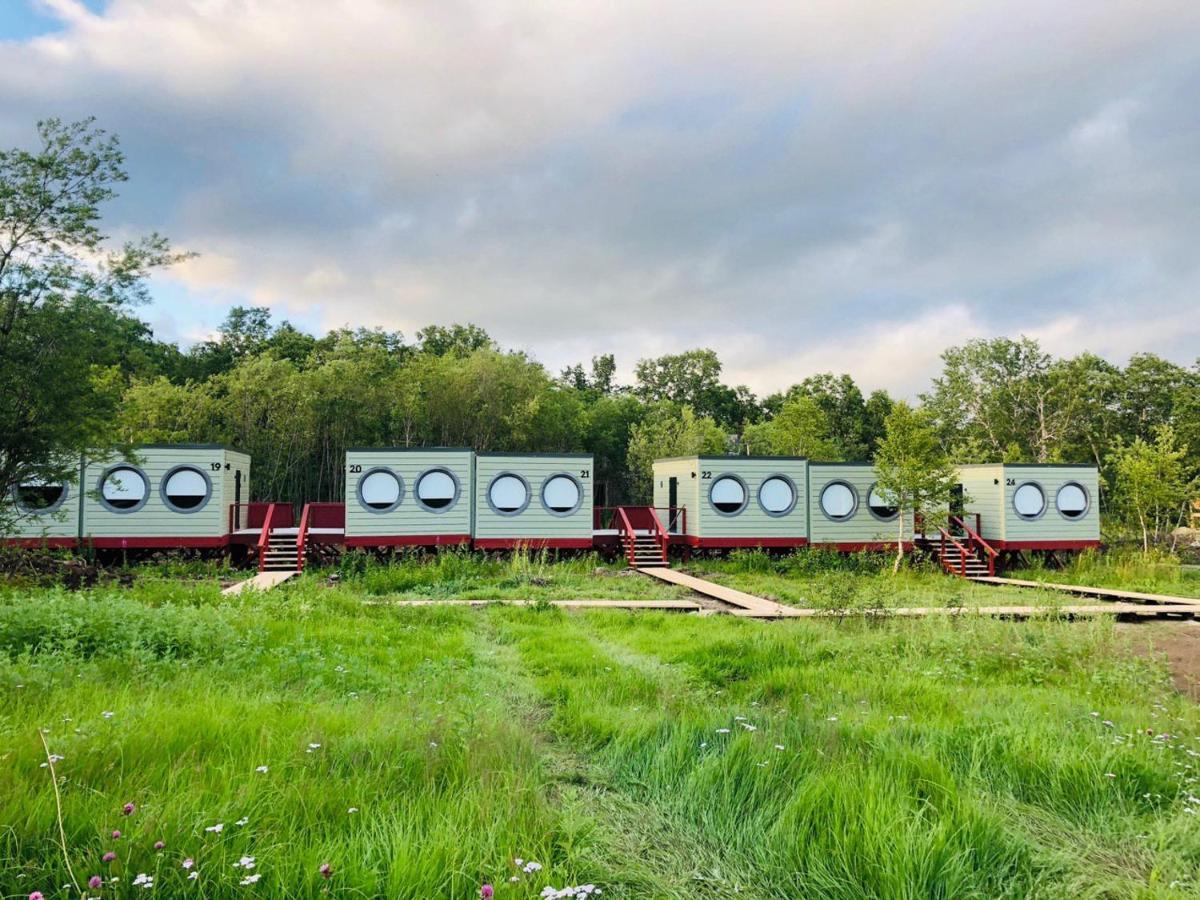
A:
<box><xmin>4</xmin><ymin>562</ymin><xmax>1200</xmax><ymax>898</ymax></box>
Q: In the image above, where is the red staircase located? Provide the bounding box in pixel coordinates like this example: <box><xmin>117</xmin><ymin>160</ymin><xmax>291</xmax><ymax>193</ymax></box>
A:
<box><xmin>597</xmin><ymin>506</ymin><xmax>672</xmax><ymax>568</ymax></box>
<box><xmin>936</xmin><ymin>514</ymin><xmax>998</xmax><ymax>578</ymax></box>
<box><xmin>295</xmin><ymin>503</ymin><xmax>345</xmax><ymax>572</ymax></box>
<box><xmin>256</xmin><ymin>503</ymin><xmax>298</xmax><ymax>573</ymax></box>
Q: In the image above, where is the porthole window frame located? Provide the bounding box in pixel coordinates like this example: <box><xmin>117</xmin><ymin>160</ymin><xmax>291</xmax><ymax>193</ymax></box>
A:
<box><xmin>97</xmin><ymin>464</ymin><xmax>151</xmax><ymax>515</ymax></box>
<box><xmin>540</xmin><ymin>471</ymin><xmax>584</xmax><ymax>518</ymax></box>
<box><xmin>414</xmin><ymin>466</ymin><xmax>461</xmax><ymax>514</ymax></box>
<box><xmin>757</xmin><ymin>474</ymin><xmax>797</xmax><ymax>518</ymax></box>
<box><xmin>11</xmin><ymin>479</ymin><xmax>70</xmax><ymax>516</ymax></box>
<box><xmin>159</xmin><ymin>464</ymin><xmax>214</xmax><ymax>515</ymax></box>
<box><xmin>487</xmin><ymin>471</ymin><xmax>531</xmax><ymax>517</ymax></box>
<box><xmin>819</xmin><ymin>479</ymin><xmax>859</xmax><ymax>523</ymax></box>
<box><xmin>1054</xmin><ymin>481</ymin><xmax>1090</xmax><ymax>522</ymax></box>
<box><xmin>865</xmin><ymin>481</ymin><xmax>900</xmax><ymax>523</ymax></box>
<box><xmin>1011</xmin><ymin>480</ymin><xmax>1048</xmax><ymax>522</ymax></box>
<box><xmin>708</xmin><ymin>472</ymin><xmax>750</xmax><ymax>517</ymax></box>
<box><xmin>355</xmin><ymin>466</ymin><xmax>405</xmax><ymax>515</ymax></box>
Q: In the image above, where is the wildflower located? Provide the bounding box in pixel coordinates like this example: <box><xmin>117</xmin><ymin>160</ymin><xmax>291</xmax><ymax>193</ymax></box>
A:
<box><xmin>102</xmin><ymin>711</ymin><xmax>115</xmax><ymax>719</ymax></box>
<box><xmin>1104</xmin><ymin>773</ymin><xmax>1117</xmax><ymax>779</ymax></box>
<box><xmin>347</xmin><ymin>806</ymin><xmax>359</xmax><ymax>814</ymax></box>
<box><xmin>774</xmin><ymin>744</ymin><xmax>785</xmax><ymax>751</ymax></box>
<box><xmin>132</xmin><ymin>873</ymin><xmax>153</xmax><ymax>889</ymax></box>
<box><xmin>481</xmin><ymin>885</ymin><xmax>494</xmax><ymax>899</ymax></box>
<box><xmin>89</xmin><ymin>876</ymin><xmax>103</xmax><ymax>889</ymax></box>
<box><xmin>235</xmin><ymin>818</ymin><xmax>249</xmax><ymax>827</ymax></box>
<box><xmin>319</xmin><ymin>863</ymin><xmax>333</xmax><ymax>880</ymax></box>
<box><xmin>239</xmin><ymin>873</ymin><xmax>262</xmax><ymax>885</ymax></box>
<box><xmin>741</xmin><ymin>723</ymin><xmax>757</xmax><ymax>732</ymax></box>
<box><xmin>154</xmin><ymin>841</ymin><xmax>165</xmax><ymax>851</ymax></box>
<box><xmin>510</xmin><ymin>876</ymin><xmax>520</xmax><ymax>882</ymax></box>
<box><xmin>39</xmin><ymin>754</ymin><xmax>64</xmax><ymax>768</ymax></box>
<box><xmin>102</xmin><ymin>852</ymin><xmax>116</xmax><ymax>863</ymax></box>
<box><xmin>123</xmin><ymin>803</ymin><xmax>136</xmax><ymax>816</ymax></box>
<box><xmin>29</xmin><ymin>893</ymin><xmax>45</xmax><ymax>900</ymax></box>
<box><xmin>715</xmin><ymin>728</ymin><xmax>731</xmax><ymax>734</ymax></box>
<box><xmin>205</xmin><ymin>823</ymin><xmax>224</xmax><ymax>833</ymax></box>
<box><xmin>182</xmin><ymin>859</ymin><xmax>195</xmax><ymax>870</ymax></box>
<box><xmin>523</xmin><ymin>861</ymin><xmax>543</xmax><ymax>874</ymax></box>
<box><xmin>234</xmin><ymin>856</ymin><xmax>256</xmax><ymax>870</ymax></box>
<box><xmin>111</xmin><ymin>830</ymin><xmax>121</xmax><ymax>840</ymax></box>
<box><xmin>514</xmin><ymin>859</ymin><xmax>524</xmax><ymax>867</ymax></box>
<box><xmin>255</xmin><ymin>766</ymin><xmax>269</xmax><ymax>773</ymax></box>
<box><xmin>699</xmin><ymin>742</ymin><xmax>708</xmax><ymax>749</ymax></box>
<box><xmin>188</xmin><ymin>872</ymin><xmax>200</xmax><ymax>881</ymax></box>
<box><xmin>308</xmin><ymin>743</ymin><xmax>321</xmax><ymax>750</ymax></box>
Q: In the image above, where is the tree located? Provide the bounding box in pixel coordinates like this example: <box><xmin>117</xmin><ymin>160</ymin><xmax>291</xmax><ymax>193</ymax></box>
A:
<box><xmin>0</xmin><ymin>118</ymin><xmax>181</xmax><ymax>530</ymax></box>
<box><xmin>742</xmin><ymin>396</ymin><xmax>838</xmax><ymax>459</ymax></box>
<box><xmin>873</xmin><ymin>402</ymin><xmax>959</xmax><ymax>573</ymax></box>
<box><xmin>416</xmin><ymin>323</ymin><xmax>493</xmax><ymax>357</ymax></box>
<box><xmin>634</xmin><ymin>349</ymin><xmax>757</xmax><ymax>431</ymax></box>
<box><xmin>1109</xmin><ymin>425</ymin><xmax>1196</xmax><ymax>552</ymax></box>
<box><xmin>626</xmin><ymin>404</ymin><xmax>728</xmax><ymax>502</ymax></box>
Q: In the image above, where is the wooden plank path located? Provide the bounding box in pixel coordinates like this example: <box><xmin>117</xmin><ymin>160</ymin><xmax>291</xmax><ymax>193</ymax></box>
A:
<box><xmin>369</xmin><ymin>599</ymin><xmax>704</xmax><ymax>612</ymax></box>
<box><xmin>221</xmin><ymin>571</ymin><xmax>296</xmax><ymax>595</ymax></box>
<box><xmin>639</xmin><ymin>567</ymin><xmax>805</xmax><ymax>618</ymax></box>
<box><xmin>732</xmin><ymin>603</ymin><xmax>1200</xmax><ymax>620</ymax></box>
<box><xmin>972</xmin><ymin>576</ymin><xmax>1200</xmax><ymax>607</ymax></box>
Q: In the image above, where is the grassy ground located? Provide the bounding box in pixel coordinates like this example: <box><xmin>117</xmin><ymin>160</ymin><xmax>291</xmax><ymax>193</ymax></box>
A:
<box><xmin>1007</xmin><ymin>549</ymin><xmax>1200</xmax><ymax>599</ymax></box>
<box><xmin>4</xmin><ymin>568</ymin><xmax>1200</xmax><ymax>897</ymax></box>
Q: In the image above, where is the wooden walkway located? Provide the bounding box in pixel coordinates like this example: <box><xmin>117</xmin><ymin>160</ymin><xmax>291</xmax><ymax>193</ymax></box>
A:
<box><xmin>370</xmin><ymin>599</ymin><xmax>704</xmax><ymax>611</ymax></box>
<box><xmin>221</xmin><ymin>571</ymin><xmax>296</xmax><ymax>595</ymax></box>
<box><xmin>744</xmin><ymin>603</ymin><xmax>1200</xmax><ymax>620</ymax></box>
<box><xmin>639</xmin><ymin>568</ymin><xmax>805</xmax><ymax>618</ymax></box>
<box><xmin>972</xmin><ymin>576</ymin><xmax>1200</xmax><ymax>607</ymax></box>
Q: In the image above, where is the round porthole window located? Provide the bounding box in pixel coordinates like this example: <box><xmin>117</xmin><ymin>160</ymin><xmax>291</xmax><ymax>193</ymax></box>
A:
<box><xmin>1056</xmin><ymin>482</ymin><xmax>1089</xmax><ymax>520</ymax></box>
<box><xmin>867</xmin><ymin>483</ymin><xmax>899</xmax><ymax>521</ymax></box>
<box><xmin>13</xmin><ymin>478</ymin><xmax>69</xmax><ymax>515</ymax></box>
<box><xmin>415</xmin><ymin>468</ymin><xmax>458</xmax><ymax>512</ymax></box>
<box><xmin>819</xmin><ymin>481</ymin><xmax>858</xmax><ymax>521</ymax></box>
<box><xmin>542</xmin><ymin>473</ymin><xmax>582</xmax><ymax>516</ymax></box>
<box><xmin>488</xmin><ymin>473</ymin><xmax>530</xmax><ymax>515</ymax></box>
<box><xmin>1012</xmin><ymin>482</ymin><xmax>1046</xmax><ymax>520</ymax></box>
<box><xmin>709</xmin><ymin>475</ymin><xmax>748</xmax><ymax>516</ymax></box>
<box><xmin>161</xmin><ymin>465</ymin><xmax>212</xmax><ymax>513</ymax></box>
<box><xmin>758</xmin><ymin>476</ymin><xmax>796</xmax><ymax>516</ymax></box>
<box><xmin>357</xmin><ymin>468</ymin><xmax>403</xmax><ymax>513</ymax></box>
<box><xmin>99</xmin><ymin>465</ymin><xmax>149</xmax><ymax>513</ymax></box>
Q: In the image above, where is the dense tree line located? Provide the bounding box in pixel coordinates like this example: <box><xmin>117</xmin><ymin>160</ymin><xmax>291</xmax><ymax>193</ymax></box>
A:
<box><xmin>2</xmin><ymin>118</ymin><xmax>1199</xmax><ymax>543</ymax></box>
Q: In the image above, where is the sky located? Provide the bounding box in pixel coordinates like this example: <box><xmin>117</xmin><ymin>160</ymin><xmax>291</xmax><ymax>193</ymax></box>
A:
<box><xmin>2</xmin><ymin>0</ymin><xmax>1199</xmax><ymax>397</ymax></box>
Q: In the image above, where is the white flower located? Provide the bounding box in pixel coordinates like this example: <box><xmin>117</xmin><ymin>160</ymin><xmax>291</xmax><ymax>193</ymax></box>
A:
<box><xmin>523</xmin><ymin>861</ymin><xmax>543</xmax><ymax>873</ymax></box>
<box><xmin>715</xmin><ymin>728</ymin><xmax>731</xmax><ymax>734</ymax></box>
<box><xmin>827</xmin><ymin>716</ymin><xmax>838</xmax><ymax>722</ymax></box>
<box><xmin>514</xmin><ymin>858</ymin><xmax>524</xmax><ymax>867</ymax></box>
<box><xmin>255</xmin><ymin>765</ymin><xmax>269</xmax><ymax>773</ymax></box>
<box><xmin>510</xmin><ymin>876</ymin><xmax>520</xmax><ymax>883</ymax></box>
<box><xmin>235</xmin><ymin>856</ymin><xmax>256</xmax><ymax>869</ymax></box>
<box><xmin>235</xmin><ymin>818</ymin><xmax>249</xmax><ymax>827</ymax></box>
<box><xmin>132</xmin><ymin>873</ymin><xmax>153</xmax><ymax>888</ymax></box>
<box><xmin>182</xmin><ymin>859</ymin><xmax>195</xmax><ymax>870</ymax></box>
<box><xmin>188</xmin><ymin>872</ymin><xmax>200</xmax><ymax>881</ymax></box>
<box><xmin>102</xmin><ymin>711</ymin><xmax>115</xmax><ymax>719</ymax></box>
<box><xmin>1104</xmin><ymin>773</ymin><xmax>1117</xmax><ymax>779</ymax></box>
<box><xmin>347</xmin><ymin>807</ymin><xmax>359</xmax><ymax>814</ymax></box>
<box><xmin>205</xmin><ymin>823</ymin><xmax>224</xmax><ymax>833</ymax></box>
<box><xmin>774</xmin><ymin>745</ymin><xmax>785</xmax><ymax>751</ymax></box>
<box><xmin>239</xmin><ymin>873</ymin><xmax>262</xmax><ymax>885</ymax></box>
<box><xmin>741</xmin><ymin>723</ymin><xmax>757</xmax><ymax>732</ymax></box>
<box><xmin>699</xmin><ymin>742</ymin><xmax>708</xmax><ymax>749</ymax></box>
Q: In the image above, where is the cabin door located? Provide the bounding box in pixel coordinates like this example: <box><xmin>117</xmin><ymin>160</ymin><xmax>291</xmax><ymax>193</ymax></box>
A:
<box><xmin>234</xmin><ymin>470</ymin><xmax>243</xmax><ymax>529</ymax></box>
<box><xmin>667</xmin><ymin>477</ymin><xmax>680</xmax><ymax>533</ymax></box>
<box><xmin>949</xmin><ymin>483</ymin><xmax>965</xmax><ymax>535</ymax></box>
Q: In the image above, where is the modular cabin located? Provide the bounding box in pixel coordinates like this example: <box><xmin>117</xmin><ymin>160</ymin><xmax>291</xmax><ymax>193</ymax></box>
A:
<box><xmin>4</xmin><ymin>462</ymin><xmax>83</xmax><ymax>547</ymax></box>
<box><xmin>955</xmin><ymin>464</ymin><xmax>1100</xmax><ymax>551</ymax></box>
<box><xmin>651</xmin><ymin>456</ymin><xmax>809</xmax><ymax>548</ymax></box>
<box><xmin>81</xmin><ymin>445</ymin><xmax>250</xmax><ymax>549</ymax></box>
<box><xmin>344</xmin><ymin>448</ymin><xmax>473</xmax><ymax>548</ymax></box>
<box><xmin>808</xmin><ymin>463</ymin><xmax>908</xmax><ymax>551</ymax></box>
<box><xmin>472</xmin><ymin>453</ymin><xmax>593</xmax><ymax>549</ymax></box>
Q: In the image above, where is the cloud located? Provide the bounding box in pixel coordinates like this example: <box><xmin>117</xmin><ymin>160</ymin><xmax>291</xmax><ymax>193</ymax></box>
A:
<box><xmin>2</xmin><ymin>0</ymin><xmax>1198</xmax><ymax>394</ymax></box>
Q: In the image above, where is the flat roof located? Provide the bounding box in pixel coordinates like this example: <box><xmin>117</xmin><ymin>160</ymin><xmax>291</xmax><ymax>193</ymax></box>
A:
<box><xmin>957</xmin><ymin>462</ymin><xmax>1098</xmax><ymax>469</ymax></box>
<box><xmin>476</xmin><ymin>451</ymin><xmax>592</xmax><ymax>458</ymax></box>
<box><xmin>655</xmin><ymin>455</ymin><xmax>809</xmax><ymax>463</ymax></box>
<box><xmin>347</xmin><ymin>446</ymin><xmax>473</xmax><ymax>453</ymax></box>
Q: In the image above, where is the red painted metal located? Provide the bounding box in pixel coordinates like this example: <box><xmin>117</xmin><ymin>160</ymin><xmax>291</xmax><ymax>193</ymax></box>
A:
<box><xmin>256</xmin><ymin>503</ymin><xmax>286</xmax><ymax>573</ymax></box>
<box><xmin>937</xmin><ymin>526</ymin><xmax>971</xmax><ymax>576</ymax></box>
<box><xmin>296</xmin><ymin>503</ymin><xmax>346</xmax><ymax>571</ymax></box>
<box><xmin>474</xmin><ymin>538</ymin><xmax>593</xmax><ymax>550</ymax></box>
<box><xmin>688</xmin><ymin>537</ymin><xmax>809</xmax><ymax>549</ymax></box>
<box><xmin>85</xmin><ymin>536</ymin><xmax>230</xmax><ymax>549</ymax></box>
<box><xmin>344</xmin><ymin>534</ymin><xmax>471</xmax><ymax>548</ymax></box>
<box><xmin>950</xmin><ymin>514</ymin><xmax>998</xmax><ymax>576</ymax></box>
<box><xmin>229</xmin><ymin>502</ymin><xmax>274</xmax><ymax>534</ymax></box>
<box><xmin>615</xmin><ymin>507</ymin><xmax>638</xmax><ymax>566</ymax></box>
<box><xmin>991</xmin><ymin>539</ymin><xmax>1101</xmax><ymax>551</ymax></box>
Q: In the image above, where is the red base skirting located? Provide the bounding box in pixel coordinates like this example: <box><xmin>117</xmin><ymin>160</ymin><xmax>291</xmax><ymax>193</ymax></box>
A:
<box><xmin>86</xmin><ymin>536</ymin><xmax>231</xmax><ymax>550</ymax></box>
<box><xmin>3</xmin><ymin>537</ymin><xmax>78</xmax><ymax>549</ymax></box>
<box><xmin>474</xmin><ymin>538</ymin><xmax>593</xmax><ymax>550</ymax></box>
<box><xmin>344</xmin><ymin>534</ymin><xmax>470</xmax><ymax>548</ymax></box>
<box><xmin>992</xmin><ymin>540</ymin><xmax>1101</xmax><ymax>551</ymax></box>
<box><xmin>675</xmin><ymin>536</ymin><xmax>810</xmax><ymax>549</ymax></box>
<box><xmin>810</xmin><ymin>541</ymin><xmax>913</xmax><ymax>552</ymax></box>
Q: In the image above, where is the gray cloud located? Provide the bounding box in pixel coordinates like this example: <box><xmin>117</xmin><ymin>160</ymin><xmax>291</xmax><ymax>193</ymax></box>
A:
<box><xmin>2</xmin><ymin>0</ymin><xmax>1198</xmax><ymax>395</ymax></box>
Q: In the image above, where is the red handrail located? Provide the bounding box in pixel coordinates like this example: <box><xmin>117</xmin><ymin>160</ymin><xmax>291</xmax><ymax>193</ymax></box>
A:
<box><xmin>615</xmin><ymin>507</ymin><xmax>638</xmax><ymax>566</ymax></box>
<box><xmin>950</xmin><ymin>514</ymin><xmax>998</xmax><ymax>576</ymax></box>
<box><xmin>257</xmin><ymin>503</ymin><xmax>282</xmax><ymax>574</ymax></box>
<box><xmin>296</xmin><ymin>504</ymin><xmax>312</xmax><ymax>573</ymax></box>
<box><xmin>937</xmin><ymin>526</ymin><xmax>972</xmax><ymax>577</ymax></box>
<box><xmin>645</xmin><ymin>506</ymin><xmax>670</xmax><ymax>560</ymax></box>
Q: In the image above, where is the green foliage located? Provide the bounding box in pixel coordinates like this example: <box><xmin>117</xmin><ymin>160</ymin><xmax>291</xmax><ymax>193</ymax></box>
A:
<box><xmin>625</xmin><ymin>403</ymin><xmax>728</xmax><ymax>502</ymax></box>
<box><xmin>873</xmin><ymin>402</ymin><xmax>959</xmax><ymax>571</ymax></box>
<box><xmin>633</xmin><ymin>348</ymin><xmax>759</xmax><ymax>431</ymax></box>
<box><xmin>1108</xmin><ymin>425</ymin><xmax>1197</xmax><ymax>551</ymax></box>
<box><xmin>742</xmin><ymin>395</ymin><xmax>839</xmax><ymax>459</ymax></box>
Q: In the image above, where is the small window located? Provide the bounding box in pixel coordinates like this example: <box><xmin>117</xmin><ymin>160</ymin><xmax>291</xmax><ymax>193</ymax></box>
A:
<box><xmin>415</xmin><ymin>468</ymin><xmax>458</xmax><ymax>512</ymax></box>
<box><xmin>709</xmin><ymin>475</ymin><xmax>748</xmax><ymax>515</ymax></box>
<box><xmin>161</xmin><ymin>465</ymin><xmax>212</xmax><ymax>513</ymax></box>
<box><xmin>819</xmin><ymin>481</ymin><xmax>858</xmax><ymax>521</ymax></box>
<box><xmin>1012</xmin><ymin>482</ymin><xmax>1046</xmax><ymax>520</ymax></box>
<box><xmin>357</xmin><ymin>468</ymin><xmax>403</xmax><ymax>513</ymax></box>
<box><xmin>99</xmin><ymin>466</ymin><xmax>149</xmax><ymax>513</ymax></box>
<box><xmin>542</xmin><ymin>474</ymin><xmax>582</xmax><ymax>516</ymax></box>
<box><xmin>758</xmin><ymin>476</ymin><xmax>796</xmax><ymax>516</ymax></box>
<box><xmin>1056</xmin><ymin>482</ymin><xmax>1089</xmax><ymax>520</ymax></box>
<box><xmin>488</xmin><ymin>473</ymin><xmax>529</xmax><ymax>515</ymax></box>
<box><xmin>867</xmin><ymin>483</ymin><xmax>899</xmax><ymax>521</ymax></box>
<box><xmin>14</xmin><ymin>479</ymin><xmax>68</xmax><ymax>514</ymax></box>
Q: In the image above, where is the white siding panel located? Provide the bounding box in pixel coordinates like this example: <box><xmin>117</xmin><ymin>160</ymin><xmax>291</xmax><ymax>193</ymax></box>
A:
<box><xmin>473</xmin><ymin>454</ymin><xmax>593</xmax><ymax>540</ymax></box>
